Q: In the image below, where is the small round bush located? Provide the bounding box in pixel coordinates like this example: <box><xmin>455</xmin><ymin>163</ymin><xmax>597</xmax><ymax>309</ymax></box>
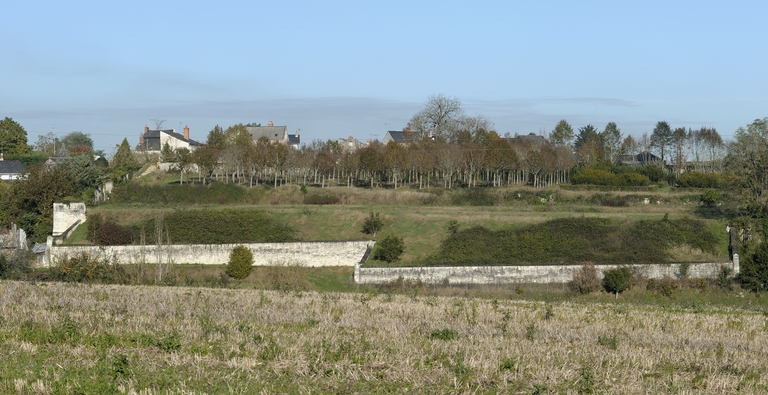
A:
<box><xmin>362</xmin><ymin>212</ymin><xmax>384</xmax><ymax>237</ymax></box>
<box><xmin>701</xmin><ymin>189</ymin><xmax>720</xmax><ymax>205</ymax></box>
<box><xmin>602</xmin><ymin>267</ymin><xmax>633</xmax><ymax>295</ymax></box>
<box><xmin>373</xmin><ymin>235</ymin><xmax>404</xmax><ymax>263</ymax></box>
<box><xmin>226</xmin><ymin>245</ymin><xmax>254</xmax><ymax>279</ymax></box>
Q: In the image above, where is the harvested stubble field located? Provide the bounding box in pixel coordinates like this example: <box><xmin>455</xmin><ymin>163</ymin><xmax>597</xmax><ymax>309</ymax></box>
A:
<box><xmin>1</xmin><ymin>281</ymin><xmax>766</xmax><ymax>394</ymax></box>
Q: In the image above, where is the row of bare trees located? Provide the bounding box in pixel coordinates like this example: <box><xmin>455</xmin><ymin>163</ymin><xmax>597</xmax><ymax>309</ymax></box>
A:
<box><xmin>160</xmin><ymin>95</ymin><xmax>727</xmax><ymax>189</ymax></box>
<box><xmin>177</xmin><ymin>124</ymin><xmax>574</xmax><ymax>189</ymax></box>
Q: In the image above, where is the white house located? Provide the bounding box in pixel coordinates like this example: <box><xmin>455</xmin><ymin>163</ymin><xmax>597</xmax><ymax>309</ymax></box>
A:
<box><xmin>0</xmin><ymin>154</ymin><xmax>26</xmax><ymax>181</ymax></box>
<box><xmin>137</xmin><ymin>125</ymin><xmax>200</xmax><ymax>153</ymax></box>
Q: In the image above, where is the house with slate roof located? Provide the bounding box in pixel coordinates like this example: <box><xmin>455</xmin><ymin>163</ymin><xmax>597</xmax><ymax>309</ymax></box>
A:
<box><xmin>0</xmin><ymin>154</ymin><xmax>27</xmax><ymax>181</ymax></box>
<box><xmin>382</xmin><ymin>130</ymin><xmax>420</xmax><ymax>145</ymax></box>
<box><xmin>246</xmin><ymin>120</ymin><xmax>300</xmax><ymax>149</ymax></box>
<box><xmin>137</xmin><ymin>125</ymin><xmax>201</xmax><ymax>153</ymax></box>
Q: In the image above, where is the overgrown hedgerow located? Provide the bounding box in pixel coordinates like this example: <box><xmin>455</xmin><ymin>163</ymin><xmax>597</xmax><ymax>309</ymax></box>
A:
<box><xmin>423</xmin><ymin>216</ymin><xmax>720</xmax><ymax>266</ymax></box>
<box><xmin>137</xmin><ymin>209</ymin><xmax>296</xmax><ymax>244</ymax></box>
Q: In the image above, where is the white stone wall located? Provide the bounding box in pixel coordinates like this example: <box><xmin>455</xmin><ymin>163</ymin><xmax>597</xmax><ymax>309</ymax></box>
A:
<box><xmin>44</xmin><ymin>241</ymin><xmax>374</xmax><ymax>268</ymax></box>
<box><xmin>52</xmin><ymin>203</ymin><xmax>86</xmax><ymax>237</ymax></box>
<box><xmin>355</xmin><ymin>261</ymin><xmax>736</xmax><ymax>285</ymax></box>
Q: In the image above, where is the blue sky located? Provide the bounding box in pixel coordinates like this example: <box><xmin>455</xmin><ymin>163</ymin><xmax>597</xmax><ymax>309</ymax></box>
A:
<box><xmin>2</xmin><ymin>1</ymin><xmax>766</xmax><ymax>155</ymax></box>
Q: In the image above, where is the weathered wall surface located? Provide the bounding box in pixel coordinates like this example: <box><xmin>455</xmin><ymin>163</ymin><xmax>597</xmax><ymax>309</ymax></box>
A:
<box><xmin>52</xmin><ymin>203</ymin><xmax>86</xmax><ymax>237</ymax></box>
<box><xmin>355</xmin><ymin>261</ymin><xmax>737</xmax><ymax>285</ymax></box>
<box><xmin>44</xmin><ymin>240</ymin><xmax>373</xmax><ymax>268</ymax></box>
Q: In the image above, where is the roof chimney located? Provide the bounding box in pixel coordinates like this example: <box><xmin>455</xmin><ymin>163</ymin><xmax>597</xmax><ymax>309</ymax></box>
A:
<box><xmin>139</xmin><ymin>133</ymin><xmax>144</xmax><ymax>144</ymax></box>
<box><xmin>295</xmin><ymin>129</ymin><xmax>299</xmax><ymax>137</ymax></box>
<box><xmin>268</xmin><ymin>120</ymin><xmax>274</xmax><ymax>127</ymax></box>
<box><xmin>184</xmin><ymin>125</ymin><xmax>189</xmax><ymax>140</ymax></box>
<box><xmin>144</xmin><ymin>125</ymin><xmax>149</xmax><ymax>133</ymax></box>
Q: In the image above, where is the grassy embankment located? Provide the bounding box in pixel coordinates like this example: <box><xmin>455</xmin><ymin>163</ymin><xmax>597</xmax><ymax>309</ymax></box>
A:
<box><xmin>1</xmin><ymin>281</ymin><xmax>767</xmax><ymax>394</ymax></box>
<box><xmin>73</xmin><ymin>183</ymin><xmax>729</xmax><ymax>264</ymax></box>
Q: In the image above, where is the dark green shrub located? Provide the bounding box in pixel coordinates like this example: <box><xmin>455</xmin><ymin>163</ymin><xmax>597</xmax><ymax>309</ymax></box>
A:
<box><xmin>572</xmin><ymin>168</ymin><xmax>618</xmax><ymax>186</ymax></box>
<box><xmin>637</xmin><ymin>165</ymin><xmax>666</xmax><ymax>182</ymax></box>
<box><xmin>226</xmin><ymin>246</ymin><xmax>254</xmax><ymax>279</ymax></box>
<box><xmin>372</xmin><ymin>235</ymin><xmax>404</xmax><ymax>263</ymax></box>
<box><xmin>603</xmin><ymin>267</ymin><xmax>633</xmax><ymax>296</ymax></box>
<box><xmin>303</xmin><ymin>193</ymin><xmax>340</xmax><ymax>205</ymax></box>
<box><xmin>362</xmin><ymin>212</ymin><xmax>384</xmax><ymax>237</ymax></box>
<box><xmin>617</xmin><ymin>172</ymin><xmax>651</xmax><ymax>186</ymax></box>
<box><xmin>677</xmin><ymin>171</ymin><xmax>721</xmax><ymax>188</ymax></box>
<box><xmin>741</xmin><ymin>242</ymin><xmax>768</xmax><ymax>292</ymax></box>
<box><xmin>95</xmin><ymin>219</ymin><xmax>134</xmax><ymax>245</ymax></box>
<box><xmin>701</xmin><ymin>189</ymin><xmax>720</xmax><ymax>205</ymax></box>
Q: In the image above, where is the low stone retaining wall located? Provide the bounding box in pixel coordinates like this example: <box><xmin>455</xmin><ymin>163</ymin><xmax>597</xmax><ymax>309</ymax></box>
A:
<box><xmin>355</xmin><ymin>258</ymin><xmax>738</xmax><ymax>285</ymax></box>
<box><xmin>44</xmin><ymin>240</ymin><xmax>374</xmax><ymax>268</ymax></box>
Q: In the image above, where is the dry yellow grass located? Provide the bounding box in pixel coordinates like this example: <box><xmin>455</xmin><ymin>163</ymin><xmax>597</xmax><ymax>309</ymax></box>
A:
<box><xmin>0</xmin><ymin>281</ymin><xmax>765</xmax><ymax>393</ymax></box>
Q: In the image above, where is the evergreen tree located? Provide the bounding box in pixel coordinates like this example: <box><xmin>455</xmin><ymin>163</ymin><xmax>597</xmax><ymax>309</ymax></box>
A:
<box><xmin>111</xmin><ymin>138</ymin><xmax>138</xmax><ymax>180</ymax></box>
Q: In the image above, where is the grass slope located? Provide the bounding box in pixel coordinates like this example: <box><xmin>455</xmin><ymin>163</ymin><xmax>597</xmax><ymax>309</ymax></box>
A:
<box><xmin>417</xmin><ymin>216</ymin><xmax>723</xmax><ymax>266</ymax></box>
<box><xmin>81</xmin><ymin>183</ymin><xmax>730</xmax><ymax>263</ymax></box>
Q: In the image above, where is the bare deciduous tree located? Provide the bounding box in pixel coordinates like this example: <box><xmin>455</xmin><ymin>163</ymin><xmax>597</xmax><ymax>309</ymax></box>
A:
<box><xmin>149</xmin><ymin>118</ymin><xmax>166</xmax><ymax>130</ymax></box>
<box><xmin>407</xmin><ymin>94</ymin><xmax>464</xmax><ymax>140</ymax></box>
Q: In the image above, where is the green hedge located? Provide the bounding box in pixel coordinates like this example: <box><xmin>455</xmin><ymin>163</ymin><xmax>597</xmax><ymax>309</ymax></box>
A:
<box><xmin>572</xmin><ymin>168</ymin><xmax>651</xmax><ymax>187</ymax></box>
<box><xmin>109</xmin><ymin>182</ymin><xmax>264</xmax><ymax>205</ymax></box>
<box><xmin>134</xmin><ymin>209</ymin><xmax>296</xmax><ymax>244</ymax></box>
<box><xmin>676</xmin><ymin>172</ymin><xmax>723</xmax><ymax>188</ymax></box>
<box><xmin>421</xmin><ymin>217</ymin><xmax>719</xmax><ymax>266</ymax></box>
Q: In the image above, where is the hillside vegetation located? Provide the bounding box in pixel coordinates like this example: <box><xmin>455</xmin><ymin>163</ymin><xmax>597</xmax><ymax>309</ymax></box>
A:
<box><xmin>73</xmin><ymin>182</ymin><xmax>732</xmax><ymax>264</ymax></box>
<box><xmin>418</xmin><ymin>216</ymin><xmax>721</xmax><ymax>266</ymax></box>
